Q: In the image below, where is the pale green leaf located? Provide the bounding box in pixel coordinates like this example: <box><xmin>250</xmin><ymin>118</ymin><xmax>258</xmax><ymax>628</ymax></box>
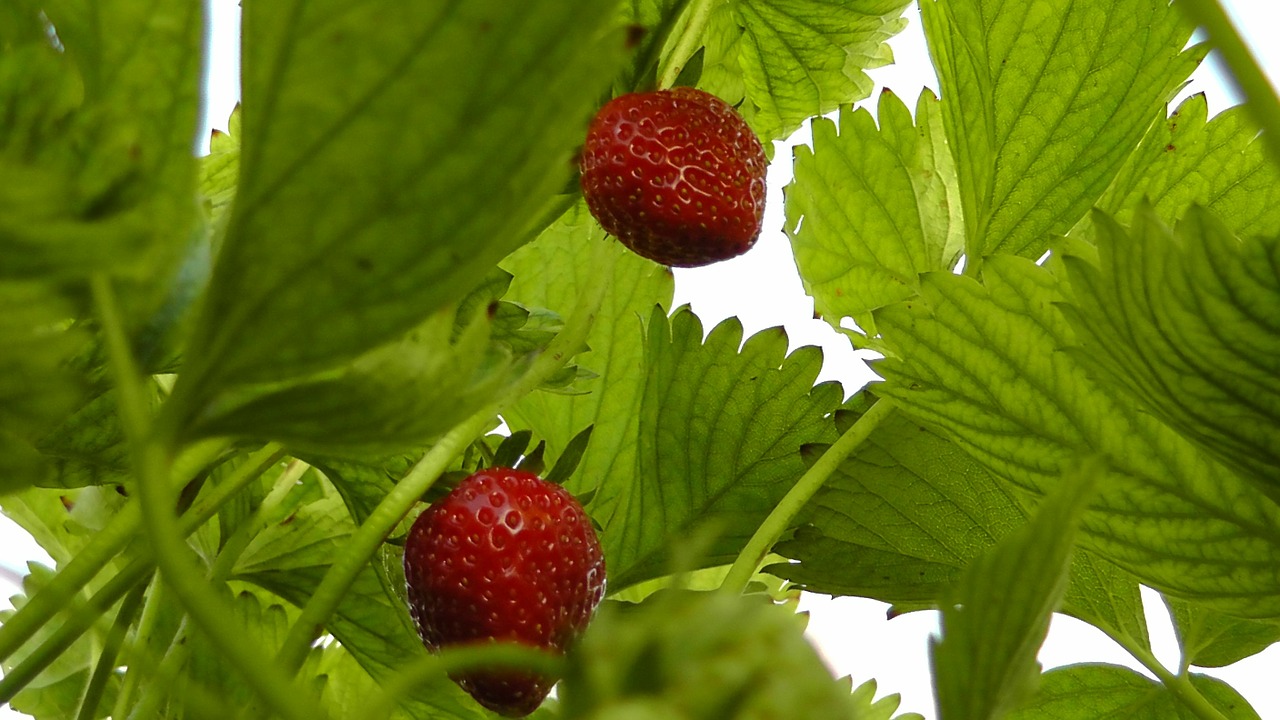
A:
<box><xmin>1165</xmin><ymin>596</ymin><xmax>1280</xmax><ymax>670</ymax></box>
<box><xmin>932</xmin><ymin>460</ymin><xmax>1100</xmax><ymax>720</ymax></box>
<box><xmin>1086</xmin><ymin>95</ymin><xmax>1280</xmax><ymax>241</ymax></box>
<box><xmin>1006</xmin><ymin>664</ymin><xmax>1260</xmax><ymax>719</ymax></box>
<box><xmin>785</xmin><ymin>89</ymin><xmax>963</xmax><ymax>329</ymax></box>
<box><xmin>873</xmin><ymin>256</ymin><xmax>1280</xmax><ymax>618</ymax></box>
<box><xmin>179</xmin><ymin>1</ymin><xmax>630</xmax><ymax>398</ymax></box>
<box><xmin>920</xmin><ymin>0</ymin><xmax>1202</xmax><ymax>257</ymax></box>
<box><xmin>1061</xmin><ymin>206</ymin><xmax>1280</xmax><ymax>492</ymax></box>
<box><xmin>699</xmin><ymin>0</ymin><xmax>911</xmax><ymax>141</ymax></box>
<box><xmin>501</xmin><ymin>202</ymin><xmax>673</xmax><ymax>494</ymax></box>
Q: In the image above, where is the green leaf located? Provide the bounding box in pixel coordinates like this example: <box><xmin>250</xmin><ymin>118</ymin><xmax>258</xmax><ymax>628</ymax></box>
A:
<box><xmin>1087</xmin><ymin>95</ymin><xmax>1280</xmax><ymax>241</ymax></box>
<box><xmin>180</xmin><ymin>2</ymin><xmax>630</xmax><ymax>398</ymax></box>
<box><xmin>771</xmin><ymin>406</ymin><xmax>1149</xmax><ymax>650</ymax></box>
<box><xmin>785</xmin><ymin>89</ymin><xmax>964</xmax><ymax>330</ymax></box>
<box><xmin>560</xmin><ymin>590</ymin><xmax>898</xmax><ymax>719</ymax></box>
<box><xmin>699</xmin><ymin>0</ymin><xmax>911</xmax><ymax>141</ymax></box>
<box><xmin>931</xmin><ymin>459</ymin><xmax>1100</xmax><ymax>720</ymax></box>
<box><xmin>1165</xmin><ymin>596</ymin><xmax>1280</xmax><ymax>670</ymax></box>
<box><xmin>920</xmin><ymin>0</ymin><xmax>1202</xmax><ymax>258</ymax></box>
<box><xmin>1060</xmin><ymin>206</ymin><xmax>1280</xmax><ymax>493</ymax></box>
<box><xmin>601</xmin><ymin>308</ymin><xmax>843</xmax><ymax>589</ymax></box>
<box><xmin>872</xmin><ymin>256</ymin><xmax>1280</xmax><ymax>618</ymax></box>
<box><xmin>1006</xmin><ymin>664</ymin><xmax>1260</xmax><ymax>720</ymax></box>
<box><xmin>0</xmin><ymin>0</ymin><xmax>201</xmax><ymax>283</ymax></box>
<box><xmin>188</xmin><ymin>302</ymin><xmax>520</xmax><ymax>458</ymax></box>
<box><xmin>501</xmin><ymin>200</ymin><xmax>673</xmax><ymax>487</ymax></box>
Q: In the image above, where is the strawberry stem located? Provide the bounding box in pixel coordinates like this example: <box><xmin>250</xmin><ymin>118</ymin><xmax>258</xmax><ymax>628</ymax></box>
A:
<box><xmin>720</xmin><ymin>397</ymin><xmax>896</xmax><ymax>594</ymax></box>
<box><xmin>91</xmin><ymin>274</ymin><xmax>326</xmax><ymax>720</ymax></box>
<box><xmin>657</xmin><ymin>0</ymin><xmax>716</xmax><ymax>89</ymax></box>
<box><xmin>274</xmin><ymin>236</ymin><xmax>623</xmax><ymax>676</ymax></box>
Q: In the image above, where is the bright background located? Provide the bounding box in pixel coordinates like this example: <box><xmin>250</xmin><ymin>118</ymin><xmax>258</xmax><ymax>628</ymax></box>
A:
<box><xmin>3</xmin><ymin>2</ymin><xmax>1278</xmax><ymax>717</ymax></box>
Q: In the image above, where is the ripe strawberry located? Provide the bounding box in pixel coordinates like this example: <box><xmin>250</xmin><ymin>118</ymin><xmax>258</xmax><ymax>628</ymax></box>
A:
<box><xmin>403</xmin><ymin>467</ymin><xmax>606</xmax><ymax>717</ymax></box>
<box><xmin>579</xmin><ymin>87</ymin><xmax>767</xmax><ymax>267</ymax></box>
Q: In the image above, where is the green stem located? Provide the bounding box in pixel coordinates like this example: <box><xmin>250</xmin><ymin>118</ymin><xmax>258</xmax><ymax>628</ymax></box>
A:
<box><xmin>1177</xmin><ymin>0</ymin><xmax>1280</xmax><ymax>168</ymax></box>
<box><xmin>275</xmin><ymin>239</ymin><xmax>621</xmax><ymax>674</ymax></box>
<box><xmin>0</xmin><ymin>439</ymin><xmax>226</xmax><ymax>664</ymax></box>
<box><xmin>721</xmin><ymin>398</ymin><xmax>895</xmax><ymax>594</ymax></box>
<box><xmin>91</xmin><ymin>275</ymin><xmax>325</xmax><ymax>720</ymax></box>
<box><xmin>74</xmin><ymin>581</ymin><xmax>147</xmax><ymax>720</ymax></box>
<box><xmin>657</xmin><ymin>0</ymin><xmax>716</xmax><ymax>89</ymax></box>
<box><xmin>361</xmin><ymin>644</ymin><xmax>563</xmax><ymax>720</ymax></box>
<box><xmin>1108</xmin><ymin>629</ymin><xmax>1229</xmax><ymax>720</ymax></box>
<box><xmin>111</xmin><ymin>574</ymin><xmax>167</xmax><ymax>720</ymax></box>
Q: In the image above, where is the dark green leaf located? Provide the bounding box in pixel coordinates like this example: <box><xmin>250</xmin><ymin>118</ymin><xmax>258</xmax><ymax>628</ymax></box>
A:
<box><xmin>772</xmin><ymin>407</ymin><xmax>1149</xmax><ymax>650</ymax></box>
<box><xmin>180</xmin><ymin>1</ymin><xmax>630</xmax><ymax>397</ymax></box>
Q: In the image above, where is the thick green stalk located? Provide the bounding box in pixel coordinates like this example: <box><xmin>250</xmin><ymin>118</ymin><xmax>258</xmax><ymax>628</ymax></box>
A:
<box><xmin>1177</xmin><ymin>0</ymin><xmax>1280</xmax><ymax>168</ymax></box>
<box><xmin>92</xmin><ymin>275</ymin><xmax>325</xmax><ymax>720</ymax></box>
<box><xmin>721</xmin><ymin>398</ymin><xmax>895</xmax><ymax>593</ymax></box>
<box><xmin>275</xmin><ymin>239</ymin><xmax>621</xmax><ymax>674</ymax></box>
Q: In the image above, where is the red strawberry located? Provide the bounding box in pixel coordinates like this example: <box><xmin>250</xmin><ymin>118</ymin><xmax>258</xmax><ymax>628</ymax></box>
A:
<box><xmin>403</xmin><ymin>467</ymin><xmax>606</xmax><ymax>717</ymax></box>
<box><xmin>579</xmin><ymin>87</ymin><xmax>767</xmax><ymax>267</ymax></box>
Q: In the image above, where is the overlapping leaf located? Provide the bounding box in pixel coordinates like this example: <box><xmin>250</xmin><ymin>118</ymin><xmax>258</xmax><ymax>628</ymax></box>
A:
<box><xmin>1085</xmin><ymin>95</ymin><xmax>1280</xmax><ymax>240</ymax></box>
<box><xmin>785</xmin><ymin>89</ymin><xmax>963</xmax><ymax>333</ymax></box>
<box><xmin>177</xmin><ymin>1</ymin><xmax>630</xmax><ymax>405</ymax></box>
<box><xmin>1006</xmin><ymin>664</ymin><xmax>1259</xmax><ymax>719</ymax></box>
<box><xmin>931</xmin><ymin>460</ymin><xmax>1099</xmax><ymax>720</ymax></box>
<box><xmin>771</xmin><ymin>406</ymin><xmax>1149</xmax><ymax>650</ymax></box>
<box><xmin>872</xmin><ymin>256</ymin><xmax>1280</xmax><ymax>618</ymax></box>
<box><xmin>699</xmin><ymin>0</ymin><xmax>910</xmax><ymax>141</ymax></box>
<box><xmin>920</xmin><ymin>0</ymin><xmax>1203</xmax><ymax>258</ymax></box>
<box><xmin>1060</xmin><ymin>206</ymin><xmax>1280</xmax><ymax>493</ymax></box>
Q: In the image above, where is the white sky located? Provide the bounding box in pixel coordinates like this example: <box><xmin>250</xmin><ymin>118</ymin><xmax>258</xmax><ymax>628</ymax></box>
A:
<box><xmin>3</xmin><ymin>2</ymin><xmax>1279</xmax><ymax>718</ymax></box>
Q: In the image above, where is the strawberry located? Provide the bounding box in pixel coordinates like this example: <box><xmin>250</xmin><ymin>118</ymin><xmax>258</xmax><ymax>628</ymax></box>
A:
<box><xmin>579</xmin><ymin>87</ymin><xmax>767</xmax><ymax>267</ymax></box>
<box><xmin>403</xmin><ymin>467</ymin><xmax>606</xmax><ymax>717</ymax></box>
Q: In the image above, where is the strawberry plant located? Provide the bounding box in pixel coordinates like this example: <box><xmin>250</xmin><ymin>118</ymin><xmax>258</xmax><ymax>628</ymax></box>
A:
<box><xmin>0</xmin><ymin>0</ymin><xmax>1278</xmax><ymax>719</ymax></box>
